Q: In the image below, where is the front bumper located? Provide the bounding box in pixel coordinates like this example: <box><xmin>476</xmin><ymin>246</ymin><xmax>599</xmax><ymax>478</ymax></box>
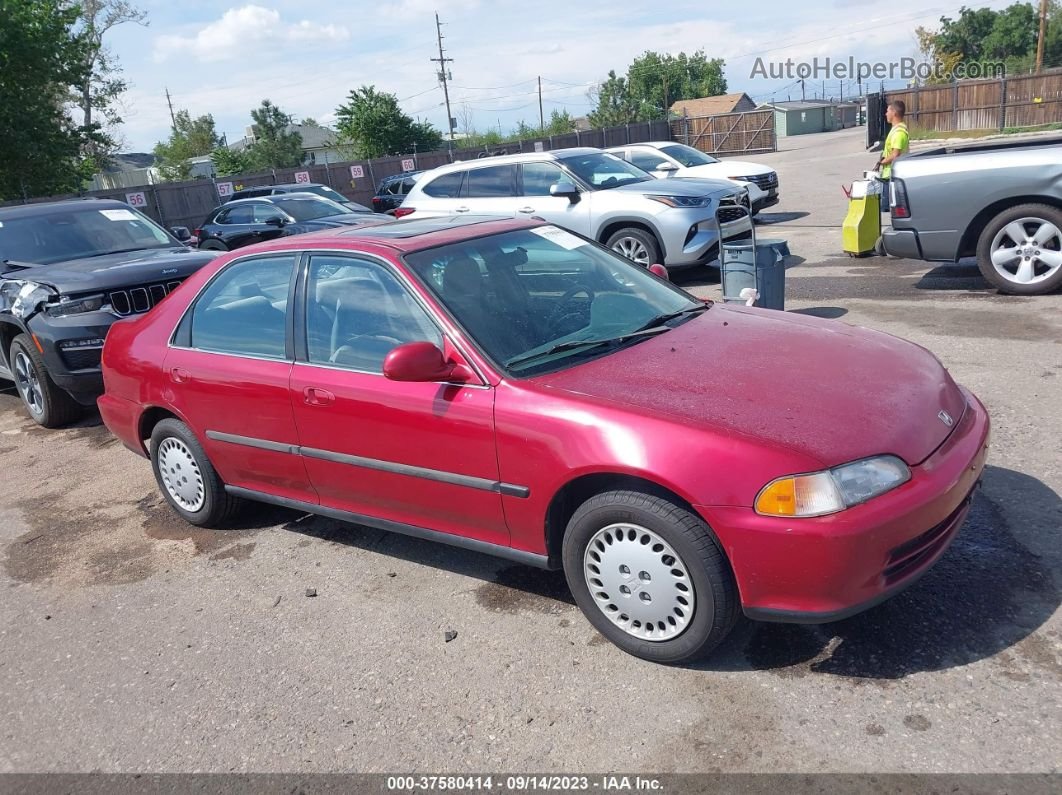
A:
<box><xmin>752</xmin><ymin>193</ymin><xmax>780</xmax><ymax>214</ymax></box>
<box><xmin>27</xmin><ymin>311</ymin><xmax>114</xmax><ymax>404</ymax></box>
<box><xmin>660</xmin><ymin>209</ymin><xmax>754</xmax><ymax>267</ymax></box>
<box><xmin>698</xmin><ymin>388</ymin><xmax>990</xmax><ymax>622</ymax></box>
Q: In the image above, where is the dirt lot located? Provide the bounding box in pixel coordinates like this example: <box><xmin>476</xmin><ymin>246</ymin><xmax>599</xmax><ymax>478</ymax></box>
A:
<box><xmin>1</xmin><ymin>128</ymin><xmax>1059</xmax><ymax>774</ymax></box>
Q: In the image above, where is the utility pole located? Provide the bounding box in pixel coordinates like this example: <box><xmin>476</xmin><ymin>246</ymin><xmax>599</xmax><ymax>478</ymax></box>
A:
<box><xmin>662</xmin><ymin>71</ymin><xmax>669</xmax><ymax>121</ymax></box>
<box><xmin>431</xmin><ymin>13</ymin><xmax>455</xmax><ymax>153</ymax></box>
<box><xmin>1036</xmin><ymin>0</ymin><xmax>1048</xmax><ymax>72</ymax></box>
<box><xmin>800</xmin><ymin>79</ymin><xmax>805</xmax><ymax>101</ymax></box>
<box><xmin>538</xmin><ymin>76</ymin><xmax>545</xmax><ymax>133</ymax></box>
<box><xmin>165</xmin><ymin>87</ymin><xmax>176</xmax><ymax>130</ymax></box>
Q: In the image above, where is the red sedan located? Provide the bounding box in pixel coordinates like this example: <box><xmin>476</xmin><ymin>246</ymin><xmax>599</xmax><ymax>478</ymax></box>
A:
<box><xmin>99</xmin><ymin>217</ymin><xmax>989</xmax><ymax>663</ymax></box>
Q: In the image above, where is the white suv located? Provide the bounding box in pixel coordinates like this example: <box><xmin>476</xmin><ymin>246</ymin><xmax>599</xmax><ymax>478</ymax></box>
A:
<box><xmin>606</xmin><ymin>142</ymin><xmax>780</xmax><ymax>215</ymax></box>
<box><xmin>396</xmin><ymin>148</ymin><xmax>752</xmax><ymax>268</ymax></box>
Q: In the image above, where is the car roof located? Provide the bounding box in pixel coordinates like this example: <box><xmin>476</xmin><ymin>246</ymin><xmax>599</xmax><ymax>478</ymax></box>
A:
<box><xmin>0</xmin><ymin>198</ymin><xmax>130</xmax><ymax>219</ymax></box>
<box><xmin>425</xmin><ymin>147</ymin><xmax>606</xmax><ymax>175</ymax></box>
<box><xmin>221</xmin><ymin>192</ymin><xmax>330</xmax><ymax>206</ymax></box>
<box><xmin>235</xmin><ymin>183</ymin><xmax>328</xmax><ymax>192</ymax></box>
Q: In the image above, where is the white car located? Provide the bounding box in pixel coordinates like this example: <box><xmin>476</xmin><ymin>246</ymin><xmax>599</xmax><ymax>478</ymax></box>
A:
<box><xmin>606</xmin><ymin>142</ymin><xmax>780</xmax><ymax>215</ymax></box>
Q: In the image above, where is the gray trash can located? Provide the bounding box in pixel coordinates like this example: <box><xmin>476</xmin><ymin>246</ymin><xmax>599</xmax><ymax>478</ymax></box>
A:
<box><xmin>718</xmin><ymin>206</ymin><xmax>787</xmax><ymax>310</ymax></box>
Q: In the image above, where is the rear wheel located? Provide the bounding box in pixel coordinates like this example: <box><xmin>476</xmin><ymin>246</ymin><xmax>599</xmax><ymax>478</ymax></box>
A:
<box><xmin>9</xmin><ymin>334</ymin><xmax>81</xmax><ymax>428</ymax></box>
<box><xmin>976</xmin><ymin>204</ymin><xmax>1062</xmax><ymax>295</ymax></box>
<box><xmin>606</xmin><ymin>228</ymin><xmax>660</xmax><ymax>267</ymax></box>
<box><xmin>149</xmin><ymin>418</ymin><xmax>243</xmax><ymax>527</ymax></box>
<box><xmin>198</xmin><ymin>239</ymin><xmax>229</xmax><ymax>252</ymax></box>
<box><xmin>562</xmin><ymin>490</ymin><xmax>739</xmax><ymax>664</ymax></box>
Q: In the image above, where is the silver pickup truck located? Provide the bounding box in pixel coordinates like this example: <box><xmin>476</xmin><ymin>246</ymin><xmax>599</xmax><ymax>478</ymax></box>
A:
<box><xmin>882</xmin><ymin>136</ymin><xmax>1062</xmax><ymax>295</ymax></box>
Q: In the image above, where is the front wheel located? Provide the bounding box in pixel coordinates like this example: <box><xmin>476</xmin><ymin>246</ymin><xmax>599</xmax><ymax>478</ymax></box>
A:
<box><xmin>605</xmin><ymin>228</ymin><xmax>661</xmax><ymax>267</ymax></box>
<box><xmin>149</xmin><ymin>418</ymin><xmax>243</xmax><ymax>527</ymax></box>
<box><xmin>562</xmin><ymin>490</ymin><xmax>739</xmax><ymax>664</ymax></box>
<box><xmin>976</xmin><ymin>204</ymin><xmax>1062</xmax><ymax>295</ymax></box>
<box><xmin>198</xmin><ymin>239</ymin><xmax>229</xmax><ymax>252</ymax></box>
<box><xmin>9</xmin><ymin>334</ymin><xmax>82</xmax><ymax>428</ymax></box>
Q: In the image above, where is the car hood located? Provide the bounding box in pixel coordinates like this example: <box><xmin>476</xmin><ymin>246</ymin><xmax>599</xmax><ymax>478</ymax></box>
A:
<box><xmin>615</xmin><ymin>176</ymin><xmax>737</xmax><ymax>197</ymax></box>
<box><xmin>683</xmin><ymin>161</ymin><xmax>774</xmax><ymax>179</ymax></box>
<box><xmin>531</xmin><ymin>305</ymin><xmax>967</xmax><ymax>468</ymax></box>
<box><xmin>1</xmin><ymin>247</ymin><xmax>218</xmax><ymax>295</ymax></box>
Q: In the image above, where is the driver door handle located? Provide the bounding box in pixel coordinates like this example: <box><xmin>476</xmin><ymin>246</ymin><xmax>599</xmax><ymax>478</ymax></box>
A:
<box><xmin>517</xmin><ymin>207</ymin><xmax>535</xmax><ymax>214</ymax></box>
<box><xmin>303</xmin><ymin>387</ymin><xmax>335</xmax><ymax>406</ymax></box>
<box><xmin>454</xmin><ymin>206</ymin><xmax>470</xmax><ymax>213</ymax></box>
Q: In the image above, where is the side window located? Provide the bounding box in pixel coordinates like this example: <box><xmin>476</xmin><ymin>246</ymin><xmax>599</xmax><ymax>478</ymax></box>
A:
<box><xmin>465</xmin><ymin>165</ymin><xmax>516</xmax><ymax>198</ymax></box>
<box><xmin>400</xmin><ymin>178</ymin><xmax>417</xmax><ymax>194</ymax></box>
<box><xmin>521</xmin><ymin>162</ymin><xmax>566</xmax><ymax>196</ymax></box>
<box><xmin>218</xmin><ymin>205</ymin><xmax>254</xmax><ymax>225</ymax></box>
<box><xmin>253</xmin><ymin>204</ymin><xmax>287</xmax><ymax>223</ymax></box>
<box><xmin>422</xmin><ymin>171</ymin><xmax>465</xmax><ymax>198</ymax></box>
<box><xmin>190</xmin><ymin>255</ymin><xmax>294</xmax><ymax>359</ymax></box>
<box><xmin>629</xmin><ymin>150</ymin><xmax>671</xmax><ymax>171</ymax></box>
<box><xmin>306</xmin><ymin>255</ymin><xmax>443</xmax><ymax>373</ymax></box>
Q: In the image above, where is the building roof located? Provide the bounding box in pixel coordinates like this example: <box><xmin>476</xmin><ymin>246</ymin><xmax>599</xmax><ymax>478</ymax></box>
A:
<box><xmin>229</xmin><ymin>124</ymin><xmax>339</xmax><ymax>153</ymax></box>
<box><xmin>758</xmin><ymin>100</ymin><xmax>837</xmax><ymax>111</ymax></box>
<box><xmin>670</xmin><ymin>92</ymin><xmax>754</xmax><ymax>117</ymax></box>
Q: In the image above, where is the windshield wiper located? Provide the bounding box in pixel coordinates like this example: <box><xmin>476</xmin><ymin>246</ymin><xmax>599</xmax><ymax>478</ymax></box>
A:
<box><xmin>505</xmin><ymin>326</ymin><xmax>671</xmax><ymax>370</ymax></box>
<box><xmin>633</xmin><ymin>303</ymin><xmax>710</xmax><ymax>333</ymax></box>
<box><xmin>81</xmin><ymin>246</ymin><xmax>174</xmax><ymax>258</ymax></box>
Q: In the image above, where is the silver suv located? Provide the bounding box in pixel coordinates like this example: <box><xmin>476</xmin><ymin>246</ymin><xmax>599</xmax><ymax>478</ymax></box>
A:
<box><xmin>397</xmin><ymin>148</ymin><xmax>751</xmax><ymax>267</ymax></box>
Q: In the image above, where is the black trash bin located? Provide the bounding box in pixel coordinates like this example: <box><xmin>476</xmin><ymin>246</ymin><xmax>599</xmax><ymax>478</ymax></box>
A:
<box><xmin>718</xmin><ymin>206</ymin><xmax>787</xmax><ymax>310</ymax></box>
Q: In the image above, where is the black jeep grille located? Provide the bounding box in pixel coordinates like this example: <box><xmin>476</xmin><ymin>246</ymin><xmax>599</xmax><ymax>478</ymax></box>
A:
<box><xmin>109</xmin><ymin>281</ymin><xmax>183</xmax><ymax>316</ymax></box>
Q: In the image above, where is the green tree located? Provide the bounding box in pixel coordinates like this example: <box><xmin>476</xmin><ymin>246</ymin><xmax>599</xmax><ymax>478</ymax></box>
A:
<box><xmin>300</xmin><ymin>117</ymin><xmax>321</xmax><ymax>127</ymax></box>
<box><xmin>0</xmin><ymin>0</ymin><xmax>92</xmax><ymax>199</ymax></box>
<box><xmin>153</xmin><ymin>111</ymin><xmax>221</xmax><ymax>180</ymax></box>
<box><xmin>210</xmin><ymin>147</ymin><xmax>251</xmax><ymax>177</ymax></box>
<box><xmin>544</xmin><ymin>109</ymin><xmax>576</xmax><ymax>135</ymax></box>
<box><xmin>920</xmin><ymin>3</ymin><xmax>1044</xmax><ymax>77</ymax></box>
<box><xmin>245</xmin><ymin>100</ymin><xmax>303</xmax><ymax>169</ymax></box>
<box><xmin>70</xmin><ymin>0</ymin><xmax>148</xmax><ymax>167</ymax></box>
<box><xmin>589</xmin><ymin>51</ymin><xmax>727</xmax><ymax>127</ymax></box>
<box><xmin>335</xmin><ymin>86</ymin><xmax>443</xmax><ymax>158</ymax></box>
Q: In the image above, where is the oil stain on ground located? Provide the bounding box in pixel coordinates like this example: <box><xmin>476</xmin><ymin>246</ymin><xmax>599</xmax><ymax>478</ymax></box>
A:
<box><xmin>474</xmin><ymin>566</ymin><xmax>576</xmax><ymax>615</ymax></box>
<box><xmin>741</xmin><ymin>473</ymin><xmax>1060</xmax><ymax>680</ymax></box>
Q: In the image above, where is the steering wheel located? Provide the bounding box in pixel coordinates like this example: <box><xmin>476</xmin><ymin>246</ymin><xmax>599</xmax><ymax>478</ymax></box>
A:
<box><xmin>545</xmin><ymin>285</ymin><xmax>595</xmax><ymax>335</ymax></box>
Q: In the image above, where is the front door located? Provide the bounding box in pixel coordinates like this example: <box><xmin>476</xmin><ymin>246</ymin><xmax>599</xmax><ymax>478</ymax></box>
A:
<box><xmin>288</xmin><ymin>253</ymin><xmax>509</xmax><ymax>546</ymax></box>
<box><xmin>516</xmin><ymin>161</ymin><xmax>594</xmax><ymax>236</ymax></box>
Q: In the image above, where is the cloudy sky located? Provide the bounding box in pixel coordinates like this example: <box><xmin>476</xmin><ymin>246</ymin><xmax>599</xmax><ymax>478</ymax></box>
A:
<box><xmin>109</xmin><ymin>0</ymin><xmax>1016</xmax><ymax>152</ymax></box>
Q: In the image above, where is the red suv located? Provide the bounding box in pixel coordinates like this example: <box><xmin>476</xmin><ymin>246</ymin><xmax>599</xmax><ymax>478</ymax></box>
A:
<box><xmin>99</xmin><ymin>217</ymin><xmax>989</xmax><ymax>663</ymax></box>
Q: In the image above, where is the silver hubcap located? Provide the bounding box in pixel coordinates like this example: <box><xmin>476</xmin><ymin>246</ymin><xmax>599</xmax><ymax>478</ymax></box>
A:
<box><xmin>583</xmin><ymin>523</ymin><xmax>696</xmax><ymax>642</ymax></box>
<box><xmin>13</xmin><ymin>351</ymin><xmax>44</xmax><ymax>418</ymax></box>
<box><xmin>157</xmin><ymin>437</ymin><xmax>205</xmax><ymax>512</ymax></box>
<box><xmin>612</xmin><ymin>236</ymin><xmax>651</xmax><ymax>265</ymax></box>
<box><xmin>990</xmin><ymin>218</ymin><xmax>1062</xmax><ymax>285</ymax></box>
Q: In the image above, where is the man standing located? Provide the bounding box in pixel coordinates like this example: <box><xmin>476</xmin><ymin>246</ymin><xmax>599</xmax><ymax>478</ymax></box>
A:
<box><xmin>876</xmin><ymin>100</ymin><xmax>909</xmax><ymax>182</ymax></box>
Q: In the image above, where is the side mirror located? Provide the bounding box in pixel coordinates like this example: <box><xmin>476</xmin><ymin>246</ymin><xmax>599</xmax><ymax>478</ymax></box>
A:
<box><xmin>383</xmin><ymin>342</ymin><xmax>473</xmax><ymax>383</ymax></box>
<box><xmin>648</xmin><ymin>263</ymin><xmax>670</xmax><ymax>281</ymax></box>
<box><xmin>265</xmin><ymin>217</ymin><xmax>286</xmax><ymax>228</ymax></box>
<box><xmin>170</xmin><ymin>226</ymin><xmax>192</xmax><ymax>241</ymax></box>
<box><xmin>656</xmin><ymin>163</ymin><xmax>680</xmax><ymax>174</ymax></box>
<box><xmin>549</xmin><ymin>181</ymin><xmax>580</xmax><ymax>204</ymax></box>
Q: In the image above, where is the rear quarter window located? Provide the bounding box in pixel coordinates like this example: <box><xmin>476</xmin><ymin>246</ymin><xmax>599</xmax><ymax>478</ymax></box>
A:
<box><xmin>422</xmin><ymin>171</ymin><xmax>465</xmax><ymax>198</ymax></box>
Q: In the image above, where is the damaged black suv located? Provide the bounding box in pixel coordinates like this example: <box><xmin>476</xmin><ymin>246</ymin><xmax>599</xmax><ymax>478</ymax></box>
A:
<box><xmin>0</xmin><ymin>199</ymin><xmax>217</xmax><ymax>427</ymax></box>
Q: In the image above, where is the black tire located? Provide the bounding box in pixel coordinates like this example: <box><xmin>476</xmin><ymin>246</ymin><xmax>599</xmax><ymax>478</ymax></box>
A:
<box><xmin>198</xmin><ymin>239</ymin><xmax>229</xmax><ymax>252</ymax></box>
<box><xmin>149</xmin><ymin>418</ymin><xmax>243</xmax><ymax>527</ymax></box>
<box><xmin>976</xmin><ymin>203</ymin><xmax>1062</xmax><ymax>295</ymax></box>
<box><xmin>562</xmin><ymin>490</ymin><xmax>739</xmax><ymax>664</ymax></box>
<box><xmin>605</xmin><ymin>227</ymin><xmax>661</xmax><ymax>267</ymax></box>
<box><xmin>8</xmin><ymin>334</ymin><xmax>81</xmax><ymax>428</ymax></box>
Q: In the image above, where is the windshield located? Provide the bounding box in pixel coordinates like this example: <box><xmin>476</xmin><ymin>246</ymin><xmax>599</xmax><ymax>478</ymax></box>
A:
<box><xmin>404</xmin><ymin>226</ymin><xmax>702</xmax><ymax>374</ymax></box>
<box><xmin>301</xmin><ymin>185</ymin><xmax>355</xmax><ymax>205</ymax></box>
<box><xmin>272</xmin><ymin>196</ymin><xmax>350</xmax><ymax>221</ymax></box>
<box><xmin>0</xmin><ymin>206</ymin><xmax>175</xmax><ymax>266</ymax></box>
<box><xmin>555</xmin><ymin>152</ymin><xmax>652</xmax><ymax>190</ymax></box>
<box><xmin>659</xmin><ymin>144</ymin><xmax>720</xmax><ymax>167</ymax></box>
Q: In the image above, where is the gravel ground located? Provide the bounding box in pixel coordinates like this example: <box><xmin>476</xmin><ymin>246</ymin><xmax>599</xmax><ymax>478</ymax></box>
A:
<box><xmin>0</xmin><ymin>127</ymin><xmax>1059</xmax><ymax>774</ymax></box>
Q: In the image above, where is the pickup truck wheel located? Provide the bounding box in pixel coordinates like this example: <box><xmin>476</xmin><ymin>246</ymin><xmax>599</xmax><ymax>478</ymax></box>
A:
<box><xmin>198</xmin><ymin>240</ymin><xmax>229</xmax><ymax>252</ymax></box>
<box><xmin>606</xmin><ymin>228</ymin><xmax>660</xmax><ymax>267</ymax></box>
<box><xmin>149</xmin><ymin>418</ymin><xmax>244</xmax><ymax>527</ymax></box>
<box><xmin>9</xmin><ymin>334</ymin><xmax>82</xmax><ymax>428</ymax></box>
<box><xmin>562</xmin><ymin>490</ymin><xmax>739</xmax><ymax>664</ymax></box>
<box><xmin>977</xmin><ymin>204</ymin><xmax>1062</xmax><ymax>295</ymax></box>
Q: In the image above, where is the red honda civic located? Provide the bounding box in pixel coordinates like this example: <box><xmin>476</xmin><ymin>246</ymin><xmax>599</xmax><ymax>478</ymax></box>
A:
<box><xmin>99</xmin><ymin>216</ymin><xmax>989</xmax><ymax>663</ymax></box>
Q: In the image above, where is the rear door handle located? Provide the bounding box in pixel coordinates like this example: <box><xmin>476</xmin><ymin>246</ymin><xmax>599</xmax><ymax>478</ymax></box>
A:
<box><xmin>169</xmin><ymin>367</ymin><xmax>191</xmax><ymax>384</ymax></box>
<box><xmin>302</xmin><ymin>386</ymin><xmax>335</xmax><ymax>406</ymax></box>
<box><xmin>454</xmin><ymin>206</ymin><xmax>471</xmax><ymax>213</ymax></box>
<box><xmin>517</xmin><ymin>207</ymin><xmax>535</xmax><ymax>214</ymax></box>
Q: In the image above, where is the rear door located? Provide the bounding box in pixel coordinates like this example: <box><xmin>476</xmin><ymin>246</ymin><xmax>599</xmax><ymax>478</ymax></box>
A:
<box><xmin>457</xmin><ymin>164</ymin><xmax>521</xmax><ymax>217</ymax></box>
<box><xmin>165</xmin><ymin>253</ymin><xmax>315</xmax><ymax>503</ymax></box>
<box><xmin>211</xmin><ymin>204</ymin><xmax>263</xmax><ymax>249</ymax></box>
<box><xmin>516</xmin><ymin>161</ymin><xmax>593</xmax><ymax>236</ymax></box>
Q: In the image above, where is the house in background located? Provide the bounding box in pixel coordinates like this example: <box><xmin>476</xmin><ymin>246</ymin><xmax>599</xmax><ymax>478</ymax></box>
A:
<box><xmin>670</xmin><ymin>92</ymin><xmax>757</xmax><ymax>119</ymax></box>
<box><xmin>228</xmin><ymin>123</ymin><xmax>347</xmax><ymax>166</ymax></box>
<box><xmin>757</xmin><ymin>100</ymin><xmax>862</xmax><ymax>136</ymax></box>
<box><xmin>89</xmin><ymin>153</ymin><xmax>161</xmax><ymax>190</ymax></box>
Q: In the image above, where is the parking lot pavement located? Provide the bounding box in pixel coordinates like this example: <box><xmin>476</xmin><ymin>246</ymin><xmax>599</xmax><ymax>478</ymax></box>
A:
<box><xmin>1</xmin><ymin>128</ymin><xmax>1060</xmax><ymax>775</ymax></box>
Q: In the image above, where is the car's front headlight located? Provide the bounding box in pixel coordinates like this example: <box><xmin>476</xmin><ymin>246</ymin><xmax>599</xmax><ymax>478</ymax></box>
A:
<box><xmin>45</xmin><ymin>294</ymin><xmax>109</xmax><ymax>317</ymax></box>
<box><xmin>755</xmin><ymin>455</ymin><xmax>911</xmax><ymax>517</ymax></box>
<box><xmin>0</xmin><ymin>280</ymin><xmax>56</xmax><ymax>320</ymax></box>
<box><xmin>646</xmin><ymin>195</ymin><xmax>713</xmax><ymax>208</ymax></box>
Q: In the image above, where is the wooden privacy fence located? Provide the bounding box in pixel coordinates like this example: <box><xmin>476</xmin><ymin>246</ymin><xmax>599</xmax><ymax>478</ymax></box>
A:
<box><xmin>885</xmin><ymin>68</ymin><xmax>1062</xmax><ymax>135</ymax></box>
<box><xmin>671</xmin><ymin>110</ymin><xmax>777</xmax><ymax>156</ymax></box>
<box><xmin>0</xmin><ymin>116</ymin><xmax>771</xmax><ymax>227</ymax></box>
